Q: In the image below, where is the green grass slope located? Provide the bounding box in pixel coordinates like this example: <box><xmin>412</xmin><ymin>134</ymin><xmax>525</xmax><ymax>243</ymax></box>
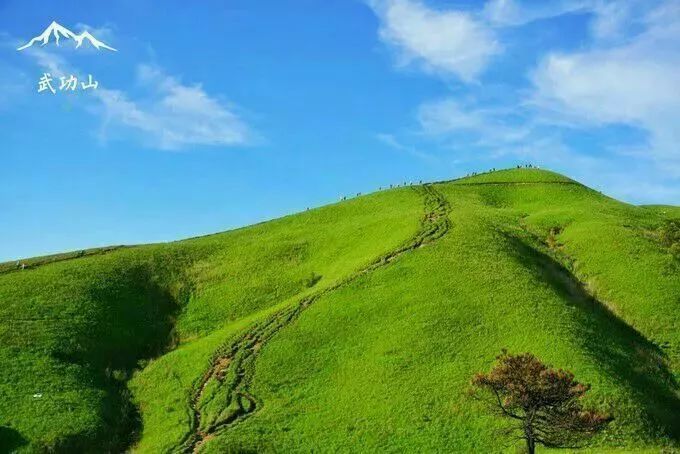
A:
<box><xmin>200</xmin><ymin>170</ymin><xmax>680</xmax><ymax>453</ymax></box>
<box><xmin>1</xmin><ymin>169</ymin><xmax>678</xmax><ymax>453</ymax></box>
<box><xmin>0</xmin><ymin>188</ymin><xmax>423</xmax><ymax>452</ymax></box>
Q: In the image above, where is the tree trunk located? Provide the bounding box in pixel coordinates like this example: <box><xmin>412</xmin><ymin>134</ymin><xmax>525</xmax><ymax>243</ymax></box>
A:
<box><xmin>525</xmin><ymin>436</ymin><xmax>535</xmax><ymax>454</ymax></box>
<box><xmin>524</xmin><ymin>420</ymin><xmax>535</xmax><ymax>454</ymax></box>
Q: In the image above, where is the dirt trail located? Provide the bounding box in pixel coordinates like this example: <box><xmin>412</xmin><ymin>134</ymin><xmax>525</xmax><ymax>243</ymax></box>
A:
<box><xmin>174</xmin><ymin>184</ymin><xmax>450</xmax><ymax>453</ymax></box>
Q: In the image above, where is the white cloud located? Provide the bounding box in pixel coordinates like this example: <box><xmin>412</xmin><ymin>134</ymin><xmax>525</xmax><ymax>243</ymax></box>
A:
<box><xmin>530</xmin><ymin>0</ymin><xmax>680</xmax><ymax>173</ymax></box>
<box><xmin>368</xmin><ymin>0</ymin><xmax>679</xmax><ymax>202</ymax></box>
<box><xmin>482</xmin><ymin>0</ymin><xmax>524</xmax><ymax>25</ymax></box>
<box><xmin>6</xmin><ymin>24</ymin><xmax>254</xmax><ymax>152</ymax></box>
<box><xmin>16</xmin><ymin>41</ymin><xmax>253</xmax><ymax>150</ymax></box>
<box><xmin>74</xmin><ymin>23</ymin><xmax>115</xmax><ymax>42</ymax></box>
<box><xmin>482</xmin><ymin>0</ymin><xmax>588</xmax><ymax>26</ymax></box>
<box><xmin>417</xmin><ymin>98</ymin><xmax>532</xmax><ymax>145</ymax></box>
<box><xmin>418</xmin><ymin>98</ymin><xmax>488</xmax><ymax>134</ymax></box>
<box><xmin>481</xmin><ymin>0</ymin><xmax>655</xmax><ymax>41</ymax></box>
<box><xmin>588</xmin><ymin>1</ymin><xmax>633</xmax><ymax>40</ymax></box>
<box><xmin>21</xmin><ymin>46</ymin><xmax>71</xmax><ymax>77</ymax></box>
<box><xmin>412</xmin><ymin>95</ymin><xmax>680</xmax><ymax>203</ymax></box>
<box><xmin>369</xmin><ymin>0</ymin><xmax>500</xmax><ymax>81</ymax></box>
<box><xmin>376</xmin><ymin>133</ymin><xmax>437</xmax><ymax>162</ymax></box>
<box><xmin>94</xmin><ymin>65</ymin><xmax>252</xmax><ymax>150</ymax></box>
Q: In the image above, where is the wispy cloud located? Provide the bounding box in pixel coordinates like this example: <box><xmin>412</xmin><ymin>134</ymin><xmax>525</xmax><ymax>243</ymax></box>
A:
<box><xmin>481</xmin><ymin>0</ymin><xmax>647</xmax><ymax>36</ymax></box>
<box><xmin>367</xmin><ymin>0</ymin><xmax>609</xmax><ymax>82</ymax></box>
<box><xmin>530</xmin><ymin>0</ymin><xmax>680</xmax><ymax>174</ymax></box>
<box><xmin>369</xmin><ymin>0</ymin><xmax>500</xmax><ymax>81</ymax></box>
<box><xmin>482</xmin><ymin>0</ymin><xmax>588</xmax><ymax>26</ymax></box>
<box><xmin>95</xmin><ymin>65</ymin><xmax>253</xmax><ymax>150</ymax></box>
<box><xmin>22</xmin><ymin>46</ymin><xmax>71</xmax><ymax>76</ymax></box>
<box><xmin>376</xmin><ymin>133</ymin><xmax>437</xmax><ymax>162</ymax></box>
<box><xmin>417</xmin><ymin>98</ymin><xmax>532</xmax><ymax>147</ymax></box>
<box><xmin>368</xmin><ymin>0</ymin><xmax>679</xmax><ymax>202</ymax></box>
<box><xmin>14</xmin><ymin>38</ymin><xmax>255</xmax><ymax>151</ymax></box>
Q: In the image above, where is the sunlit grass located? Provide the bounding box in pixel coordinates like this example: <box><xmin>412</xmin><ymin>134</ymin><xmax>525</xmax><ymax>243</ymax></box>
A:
<box><xmin>1</xmin><ymin>170</ymin><xmax>678</xmax><ymax>452</ymax></box>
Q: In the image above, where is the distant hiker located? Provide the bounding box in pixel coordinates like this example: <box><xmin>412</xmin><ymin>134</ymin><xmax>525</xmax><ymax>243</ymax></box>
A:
<box><xmin>21</xmin><ymin>263</ymin><xmax>27</xmax><ymax>270</ymax></box>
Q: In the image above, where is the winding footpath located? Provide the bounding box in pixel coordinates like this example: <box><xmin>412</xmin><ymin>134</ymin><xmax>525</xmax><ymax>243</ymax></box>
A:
<box><xmin>175</xmin><ymin>184</ymin><xmax>450</xmax><ymax>453</ymax></box>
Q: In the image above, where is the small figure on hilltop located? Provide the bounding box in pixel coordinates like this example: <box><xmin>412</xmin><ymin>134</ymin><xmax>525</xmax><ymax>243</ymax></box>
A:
<box><xmin>471</xmin><ymin>350</ymin><xmax>611</xmax><ymax>454</ymax></box>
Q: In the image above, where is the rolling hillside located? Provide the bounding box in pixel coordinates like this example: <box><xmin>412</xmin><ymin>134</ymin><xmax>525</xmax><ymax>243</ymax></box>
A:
<box><xmin>0</xmin><ymin>169</ymin><xmax>678</xmax><ymax>453</ymax></box>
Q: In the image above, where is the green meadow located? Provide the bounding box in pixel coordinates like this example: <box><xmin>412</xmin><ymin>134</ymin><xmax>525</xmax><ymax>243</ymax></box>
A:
<box><xmin>0</xmin><ymin>169</ymin><xmax>678</xmax><ymax>453</ymax></box>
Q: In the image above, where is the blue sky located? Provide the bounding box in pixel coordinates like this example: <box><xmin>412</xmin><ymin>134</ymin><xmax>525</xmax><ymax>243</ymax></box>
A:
<box><xmin>1</xmin><ymin>0</ymin><xmax>679</xmax><ymax>261</ymax></box>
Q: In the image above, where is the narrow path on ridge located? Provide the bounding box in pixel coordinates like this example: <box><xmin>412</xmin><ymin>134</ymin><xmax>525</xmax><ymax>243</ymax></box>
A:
<box><xmin>174</xmin><ymin>184</ymin><xmax>451</xmax><ymax>453</ymax></box>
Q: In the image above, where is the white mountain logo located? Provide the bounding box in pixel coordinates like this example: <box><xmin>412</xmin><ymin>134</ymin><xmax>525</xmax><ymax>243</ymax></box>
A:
<box><xmin>17</xmin><ymin>21</ymin><xmax>117</xmax><ymax>52</ymax></box>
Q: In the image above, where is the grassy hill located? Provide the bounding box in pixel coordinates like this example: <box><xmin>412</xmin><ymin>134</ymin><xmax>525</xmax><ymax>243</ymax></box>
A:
<box><xmin>0</xmin><ymin>169</ymin><xmax>678</xmax><ymax>453</ymax></box>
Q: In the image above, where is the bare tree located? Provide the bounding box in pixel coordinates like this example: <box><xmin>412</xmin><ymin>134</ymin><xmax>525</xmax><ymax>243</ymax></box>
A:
<box><xmin>471</xmin><ymin>350</ymin><xmax>611</xmax><ymax>454</ymax></box>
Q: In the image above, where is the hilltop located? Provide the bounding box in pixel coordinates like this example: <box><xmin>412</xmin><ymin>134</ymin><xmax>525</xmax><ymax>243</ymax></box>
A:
<box><xmin>0</xmin><ymin>168</ymin><xmax>678</xmax><ymax>453</ymax></box>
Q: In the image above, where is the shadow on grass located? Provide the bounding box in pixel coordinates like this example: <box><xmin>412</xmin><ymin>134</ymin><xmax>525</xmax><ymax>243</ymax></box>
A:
<box><xmin>46</xmin><ymin>264</ymin><xmax>191</xmax><ymax>452</ymax></box>
<box><xmin>506</xmin><ymin>234</ymin><xmax>680</xmax><ymax>442</ymax></box>
<box><xmin>0</xmin><ymin>426</ymin><xmax>27</xmax><ymax>452</ymax></box>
